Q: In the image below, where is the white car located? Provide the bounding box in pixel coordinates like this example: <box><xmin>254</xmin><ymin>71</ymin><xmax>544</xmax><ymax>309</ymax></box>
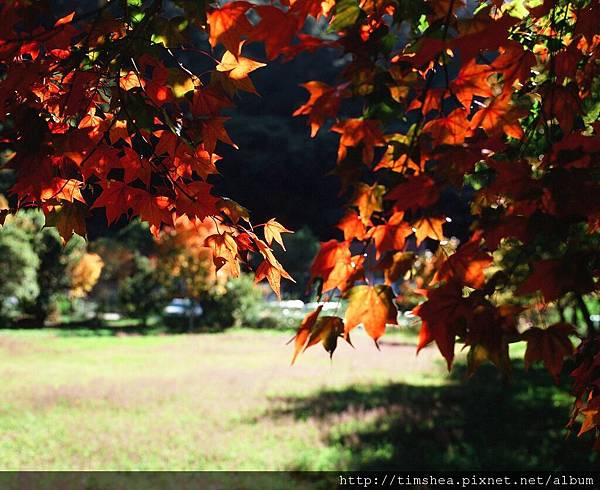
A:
<box><xmin>163</xmin><ymin>298</ymin><xmax>203</xmax><ymax>317</ymax></box>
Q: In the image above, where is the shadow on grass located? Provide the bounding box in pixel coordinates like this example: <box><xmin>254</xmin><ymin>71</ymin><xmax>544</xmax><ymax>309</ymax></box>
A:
<box><xmin>267</xmin><ymin>361</ymin><xmax>599</xmax><ymax>471</ymax></box>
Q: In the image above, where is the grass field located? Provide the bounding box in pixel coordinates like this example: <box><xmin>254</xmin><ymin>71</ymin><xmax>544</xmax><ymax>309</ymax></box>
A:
<box><xmin>0</xmin><ymin>327</ymin><xmax>597</xmax><ymax>471</ymax></box>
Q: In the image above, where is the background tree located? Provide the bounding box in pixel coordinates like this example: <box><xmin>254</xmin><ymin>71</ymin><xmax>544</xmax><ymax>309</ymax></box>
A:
<box><xmin>23</xmin><ymin>214</ymin><xmax>86</xmax><ymax>324</ymax></box>
<box><xmin>155</xmin><ymin>215</ymin><xmax>263</xmax><ymax>330</ymax></box>
<box><xmin>69</xmin><ymin>252</ymin><xmax>104</xmax><ymax>299</ymax></box>
<box><xmin>276</xmin><ymin>227</ymin><xmax>320</xmax><ymax>300</ymax></box>
<box><xmin>0</xmin><ymin>209</ymin><xmax>85</xmax><ymax>324</ymax></box>
<box><xmin>117</xmin><ymin>253</ymin><xmax>167</xmax><ymax>326</ymax></box>
<box><xmin>0</xmin><ymin>215</ymin><xmax>39</xmax><ymax>322</ymax></box>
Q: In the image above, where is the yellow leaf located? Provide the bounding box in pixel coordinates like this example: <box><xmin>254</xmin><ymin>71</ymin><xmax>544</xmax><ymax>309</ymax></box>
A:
<box><xmin>204</xmin><ymin>232</ymin><xmax>240</xmax><ymax>277</ymax></box>
<box><xmin>263</xmin><ymin>218</ymin><xmax>292</xmax><ymax>250</ymax></box>
<box><xmin>216</xmin><ymin>47</ymin><xmax>266</xmax><ymax>94</ymax></box>
<box><xmin>217</xmin><ymin>198</ymin><xmax>250</xmax><ymax>224</ymax></box>
<box><xmin>412</xmin><ymin>216</ymin><xmax>445</xmax><ymax>246</ymax></box>
<box><xmin>353</xmin><ymin>183</ymin><xmax>385</xmax><ymax>225</ymax></box>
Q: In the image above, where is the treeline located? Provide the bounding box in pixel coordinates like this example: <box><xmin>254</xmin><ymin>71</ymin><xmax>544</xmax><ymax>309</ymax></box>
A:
<box><xmin>0</xmin><ymin>204</ymin><xmax>318</xmax><ymax>330</ymax></box>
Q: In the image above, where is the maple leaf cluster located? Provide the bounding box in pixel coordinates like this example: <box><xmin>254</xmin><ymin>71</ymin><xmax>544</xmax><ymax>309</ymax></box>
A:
<box><xmin>1</xmin><ymin>0</ymin><xmax>600</xmax><ymax>450</ymax></box>
<box><xmin>0</xmin><ymin>0</ymin><xmax>303</xmax><ymax>298</ymax></box>
<box><xmin>285</xmin><ymin>0</ymin><xmax>600</xmax><ymax>449</ymax></box>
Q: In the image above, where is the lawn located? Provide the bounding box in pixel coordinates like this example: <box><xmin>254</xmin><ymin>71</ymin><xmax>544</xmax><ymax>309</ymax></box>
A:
<box><xmin>0</xmin><ymin>327</ymin><xmax>597</xmax><ymax>471</ymax></box>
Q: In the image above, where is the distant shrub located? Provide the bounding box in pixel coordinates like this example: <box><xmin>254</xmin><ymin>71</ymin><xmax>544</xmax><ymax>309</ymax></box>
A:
<box><xmin>0</xmin><ymin>221</ymin><xmax>39</xmax><ymax>323</ymax></box>
<box><xmin>200</xmin><ymin>274</ymin><xmax>264</xmax><ymax>329</ymax></box>
<box><xmin>255</xmin><ymin>316</ymin><xmax>281</xmax><ymax>329</ymax></box>
<box><xmin>0</xmin><ymin>209</ymin><xmax>85</xmax><ymax>325</ymax></box>
<box><xmin>118</xmin><ymin>253</ymin><xmax>169</xmax><ymax>327</ymax></box>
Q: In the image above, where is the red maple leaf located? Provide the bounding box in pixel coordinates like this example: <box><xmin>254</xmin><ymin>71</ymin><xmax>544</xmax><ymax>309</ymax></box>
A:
<box><xmin>413</xmin><ymin>281</ymin><xmax>471</xmax><ymax>370</ymax></box>
<box><xmin>450</xmin><ymin>59</ymin><xmax>494</xmax><ymax>112</ymax></box>
<box><xmin>433</xmin><ymin>240</ymin><xmax>492</xmax><ymax>289</ymax></box>
<box><xmin>91</xmin><ymin>180</ymin><xmax>140</xmax><ymax>224</ymax></box>
<box><xmin>131</xmin><ymin>192</ymin><xmax>173</xmax><ymax>237</ymax></box>
<box><xmin>251</xmin><ymin>6</ymin><xmax>298</xmax><ymax>60</ymax></box>
<box><xmin>332</xmin><ymin>119</ymin><xmax>385</xmax><ymax>165</ymax></box>
<box><xmin>523</xmin><ymin>323</ymin><xmax>574</xmax><ymax>382</ymax></box>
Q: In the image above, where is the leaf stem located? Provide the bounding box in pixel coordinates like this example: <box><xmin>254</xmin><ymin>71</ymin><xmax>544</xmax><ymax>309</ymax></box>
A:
<box><xmin>575</xmin><ymin>292</ymin><xmax>595</xmax><ymax>337</ymax></box>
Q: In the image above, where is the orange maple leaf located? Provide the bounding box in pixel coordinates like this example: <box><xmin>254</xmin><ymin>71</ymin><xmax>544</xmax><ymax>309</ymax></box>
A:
<box><xmin>253</xmin><ymin>237</ymin><xmax>295</xmax><ymax>298</ymax></box>
<box><xmin>344</xmin><ymin>285</ymin><xmax>398</xmax><ymax>342</ymax></box>
<box><xmin>412</xmin><ymin>216</ymin><xmax>446</xmax><ymax>246</ymax></box>
<box><xmin>40</xmin><ymin>178</ymin><xmax>85</xmax><ymax>203</ymax></box>
<box><xmin>423</xmin><ymin>108</ymin><xmax>472</xmax><ymax>146</ymax></box>
<box><xmin>300</xmin><ymin>315</ymin><xmax>346</xmax><ymax>359</ymax></box>
<box><xmin>322</xmin><ymin>254</ymin><xmax>364</xmax><ymax>293</ymax></box>
<box><xmin>119</xmin><ymin>70</ymin><xmax>143</xmax><ymax>91</ymax></box>
<box><xmin>291</xmin><ymin>305</ymin><xmax>323</xmax><ymax>364</ymax></box>
<box><xmin>204</xmin><ymin>232</ymin><xmax>240</xmax><ymax>277</ymax></box>
<box><xmin>353</xmin><ymin>183</ymin><xmax>385</xmax><ymax>225</ymax></box>
<box><xmin>408</xmin><ymin>88</ymin><xmax>448</xmax><ymax>115</ymax></box>
<box><xmin>450</xmin><ymin>59</ymin><xmax>493</xmax><ymax>111</ymax></box>
<box><xmin>337</xmin><ymin>211</ymin><xmax>368</xmax><ymax>241</ymax></box>
<box><xmin>255</xmin><ymin>259</ymin><xmax>293</xmax><ymax>300</ymax></box>
<box><xmin>332</xmin><ymin>119</ymin><xmax>385</xmax><ymax>165</ymax></box>
<box><xmin>369</xmin><ymin>212</ymin><xmax>413</xmax><ymax>258</ymax></box>
<box><xmin>310</xmin><ymin>240</ymin><xmax>352</xmax><ymax>283</ymax></box>
<box><xmin>207</xmin><ymin>2</ymin><xmax>253</xmax><ymax>52</ymax></box>
<box><xmin>470</xmin><ymin>92</ymin><xmax>526</xmax><ymax>139</ymax></box>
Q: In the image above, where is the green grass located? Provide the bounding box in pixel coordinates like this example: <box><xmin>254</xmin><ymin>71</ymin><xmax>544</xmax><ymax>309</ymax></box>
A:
<box><xmin>0</xmin><ymin>327</ymin><xmax>596</xmax><ymax>470</ymax></box>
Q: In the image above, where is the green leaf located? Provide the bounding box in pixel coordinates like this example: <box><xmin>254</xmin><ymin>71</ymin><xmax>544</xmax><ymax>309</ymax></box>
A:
<box><xmin>328</xmin><ymin>0</ymin><xmax>362</xmax><ymax>33</ymax></box>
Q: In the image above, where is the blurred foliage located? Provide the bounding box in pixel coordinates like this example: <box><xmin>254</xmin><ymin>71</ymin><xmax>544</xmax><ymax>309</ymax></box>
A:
<box><xmin>89</xmin><ymin>219</ymin><xmax>268</xmax><ymax>331</ymax></box>
<box><xmin>118</xmin><ymin>253</ymin><xmax>169</xmax><ymax>326</ymax></box>
<box><xmin>275</xmin><ymin>227</ymin><xmax>320</xmax><ymax>299</ymax></box>
<box><xmin>199</xmin><ymin>274</ymin><xmax>264</xmax><ymax>330</ymax></box>
<box><xmin>0</xmin><ymin>216</ymin><xmax>39</xmax><ymax>322</ymax></box>
<box><xmin>0</xmin><ymin>208</ymin><xmax>85</xmax><ymax>324</ymax></box>
<box><xmin>69</xmin><ymin>253</ymin><xmax>104</xmax><ymax>299</ymax></box>
<box><xmin>155</xmin><ymin>220</ymin><xmax>215</xmax><ymax>305</ymax></box>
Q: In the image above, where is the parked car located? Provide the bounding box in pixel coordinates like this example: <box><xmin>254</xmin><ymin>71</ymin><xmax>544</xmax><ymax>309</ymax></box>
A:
<box><xmin>163</xmin><ymin>298</ymin><xmax>203</xmax><ymax>317</ymax></box>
